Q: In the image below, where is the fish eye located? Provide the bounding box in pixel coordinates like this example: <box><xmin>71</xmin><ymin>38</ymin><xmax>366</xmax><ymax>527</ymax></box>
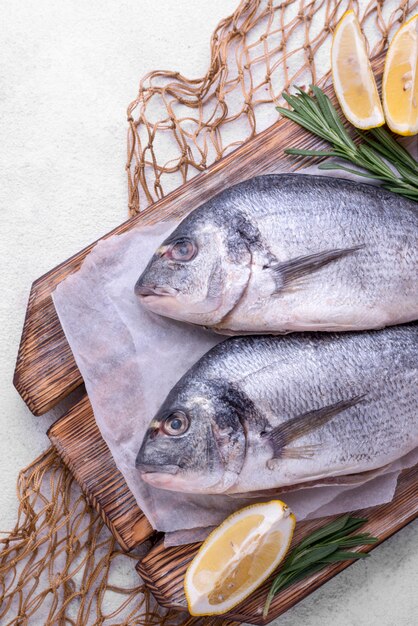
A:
<box><xmin>162</xmin><ymin>411</ymin><xmax>190</xmax><ymax>436</ymax></box>
<box><xmin>166</xmin><ymin>239</ymin><xmax>197</xmax><ymax>262</ymax></box>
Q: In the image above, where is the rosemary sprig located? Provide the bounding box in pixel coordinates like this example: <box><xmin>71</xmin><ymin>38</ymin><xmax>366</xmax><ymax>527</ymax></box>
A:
<box><xmin>276</xmin><ymin>86</ymin><xmax>418</xmax><ymax>202</ymax></box>
<box><xmin>263</xmin><ymin>515</ymin><xmax>378</xmax><ymax>618</ymax></box>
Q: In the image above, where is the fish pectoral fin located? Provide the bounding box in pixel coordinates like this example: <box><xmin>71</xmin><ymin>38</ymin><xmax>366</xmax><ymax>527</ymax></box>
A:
<box><xmin>267</xmin><ymin>245</ymin><xmax>365</xmax><ymax>293</ymax></box>
<box><xmin>281</xmin><ymin>444</ymin><xmax>322</xmax><ymax>459</ymax></box>
<box><xmin>266</xmin><ymin>445</ymin><xmax>321</xmax><ymax>468</ymax></box>
<box><xmin>266</xmin><ymin>394</ymin><xmax>366</xmax><ymax>459</ymax></box>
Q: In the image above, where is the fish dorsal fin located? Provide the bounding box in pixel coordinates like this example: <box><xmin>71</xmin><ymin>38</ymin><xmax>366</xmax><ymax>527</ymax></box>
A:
<box><xmin>265</xmin><ymin>394</ymin><xmax>366</xmax><ymax>459</ymax></box>
<box><xmin>268</xmin><ymin>245</ymin><xmax>365</xmax><ymax>292</ymax></box>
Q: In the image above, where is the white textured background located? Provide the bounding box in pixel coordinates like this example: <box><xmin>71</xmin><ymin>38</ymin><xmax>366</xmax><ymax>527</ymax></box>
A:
<box><xmin>1</xmin><ymin>1</ymin><xmax>417</xmax><ymax>625</ymax></box>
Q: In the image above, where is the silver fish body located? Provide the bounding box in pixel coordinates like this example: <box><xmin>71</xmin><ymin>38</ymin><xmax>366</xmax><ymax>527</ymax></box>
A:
<box><xmin>136</xmin><ymin>325</ymin><xmax>418</xmax><ymax>494</ymax></box>
<box><xmin>135</xmin><ymin>174</ymin><xmax>418</xmax><ymax>333</ymax></box>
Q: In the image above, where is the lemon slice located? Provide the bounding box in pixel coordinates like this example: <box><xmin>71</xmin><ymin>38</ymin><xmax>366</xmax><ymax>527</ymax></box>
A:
<box><xmin>184</xmin><ymin>500</ymin><xmax>295</xmax><ymax>616</ymax></box>
<box><xmin>332</xmin><ymin>10</ymin><xmax>384</xmax><ymax>129</ymax></box>
<box><xmin>383</xmin><ymin>15</ymin><xmax>418</xmax><ymax>136</ymax></box>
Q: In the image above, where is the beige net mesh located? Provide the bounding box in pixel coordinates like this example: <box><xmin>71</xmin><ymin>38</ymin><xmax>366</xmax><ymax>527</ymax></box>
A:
<box><xmin>2</xmin><ymin>1</ymin><xmax>417</xmax><ymax>624</ymax></box>
<box><xmin>0</xmin><ymin>448</ymin><xmax>236</xmax><ymax>626</ymax></box>
<box><xmin>126</xmin><ymin>0</ymin><xmax>415</xmax><ymax>215</ymax></box>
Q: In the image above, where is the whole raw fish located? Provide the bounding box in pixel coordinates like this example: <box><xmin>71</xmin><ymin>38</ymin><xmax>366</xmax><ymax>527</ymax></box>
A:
<box><xmin>136</xmin><ymin>325</ymin><xmax>418</xmax><ymax>494</ymax></box>
<box><xmin>135</xmin><ymin>174</ymin><xmax>418</xmax><ymax>333</ymax></box>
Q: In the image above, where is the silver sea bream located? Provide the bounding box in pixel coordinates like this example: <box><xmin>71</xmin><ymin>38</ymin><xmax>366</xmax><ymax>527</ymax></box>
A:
<box><xmin>136</xmin><ymin>325</ymin><xmax>417</xmax><ymax>495</ymax></box>
<box><xmin>135</xmin><ymin>174</ymin><xmax>418</xmax><ymax>333</ymax></box>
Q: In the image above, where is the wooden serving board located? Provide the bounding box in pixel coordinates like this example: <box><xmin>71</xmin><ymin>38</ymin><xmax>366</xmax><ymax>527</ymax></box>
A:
<box><xmin>15</xmin><ymin>50</ymin><xmax>418</xmax><ymax>624</ymax></box>
<box><xmin>138</xmin><ymin>464</ymin><xmax>418</xmax><ymax>624</ymax></box>
<box><xmin>47</xmin><ymin>394</ymin><xmax>153</xmax><ymax>550</ymax></box>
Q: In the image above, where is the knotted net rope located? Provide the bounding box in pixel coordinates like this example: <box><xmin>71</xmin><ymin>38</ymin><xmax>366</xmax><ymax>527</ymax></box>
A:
<box><xmin>126</xmin><ymin>0</ymin><xmax>415</xmax><ymax>215</ymax></box>
<box><xmin>1</xmin><ymin>1</ymin><xmax>416</xmax><ymax>624</ymax></box>
<box><xmin>0</xmin><ymin>448</ymin><xmax>236</xmax><ymax>626</ymax></box>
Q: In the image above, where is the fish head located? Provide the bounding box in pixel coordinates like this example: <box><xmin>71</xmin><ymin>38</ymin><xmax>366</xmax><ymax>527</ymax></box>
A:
<box><xmin>134</xmin><ymin>209</ymin><xmax>252</xmax><ymax>326</ymax></box>
<box><xmin>136</xmin><ymin>380</ymin><xmax>247</xmax><ymax>493</ymax></box>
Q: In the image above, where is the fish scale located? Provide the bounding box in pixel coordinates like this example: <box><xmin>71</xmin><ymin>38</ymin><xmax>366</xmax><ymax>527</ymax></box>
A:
<box><xmin>136</xmin><ymin>174</ymin><xmax>418</xmax><ymax>334</ymax></box>
<box><xmin>136</xmin><ymin>325</ymin><xmax>418</xmax><ymax>495</ymax></box>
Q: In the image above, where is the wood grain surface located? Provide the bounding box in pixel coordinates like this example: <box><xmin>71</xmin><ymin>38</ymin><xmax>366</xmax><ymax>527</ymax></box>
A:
<box><xmin>137</xmin><ymin>464</ymin><xmax>418</xmax><ymax>624</ymax></box>
<box><xmin>14</xmin><ymin>52</ymin><xmax>385</xmax><ymax>416</ymax></box>
<box><xmin>48</xmin><ymin>394</ymin><xmax>153</xmax><ymax>550</ymax></box>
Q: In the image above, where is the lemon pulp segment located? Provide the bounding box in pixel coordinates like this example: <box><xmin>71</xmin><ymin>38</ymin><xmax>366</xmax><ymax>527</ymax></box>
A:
<box><xmin>332</xmin><ymin>11</ymin><xmax>384</xmax><ymax>129</ymax></box>
<box><xmin>383</xmin><ymin>15</ymin><xmax>418</xmax><ymax>135</ymax></box>
<box><xmin>184</xmin><ymin>500</ymin><xmax>296</xmax><ymax>616</ymax></box>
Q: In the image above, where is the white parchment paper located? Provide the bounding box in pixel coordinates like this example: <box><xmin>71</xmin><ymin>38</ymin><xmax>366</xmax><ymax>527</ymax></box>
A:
<box><xmin>52</xmin><ymin>171</ymin><xmax>418</xmax><ymax>542</ymax></box>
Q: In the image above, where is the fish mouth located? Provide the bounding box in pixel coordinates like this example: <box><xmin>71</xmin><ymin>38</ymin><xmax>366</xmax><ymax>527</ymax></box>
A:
<box><xmin>136</xmin><ymin>461</ymin><xmax>180</xmax><ymax>476</ymax></box>
<box><xmin>134</xmin><ymin>282</ymin><xmax>179</xmax><ymax>298</ymax></box>
<box><xmin>137</xmin><ymin>463</ymin><xmax>182</xmax><ymax>491</ymax></box>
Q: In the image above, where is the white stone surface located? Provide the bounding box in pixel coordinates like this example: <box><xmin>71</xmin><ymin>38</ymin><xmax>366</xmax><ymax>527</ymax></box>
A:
<box><xmin>1</xmin><ymin>1</ymin><xmax>417</xmax><ymax>625</ymax></box>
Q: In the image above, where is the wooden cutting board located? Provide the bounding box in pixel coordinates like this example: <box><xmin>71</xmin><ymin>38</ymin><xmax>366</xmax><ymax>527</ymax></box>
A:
<box><xmin>138</xmin><ymin>464</ymin><xmax>418</xmax><ymax>624</ymax></box>
<box><xmin>15</xmin><ymin>50</ymin><xmax>418</xmax><ymax>623</ymax></box>
<box><xmin>47</xmin><ymin>394</ymin><xmax>153</xmax><ymax>550</ymax></box>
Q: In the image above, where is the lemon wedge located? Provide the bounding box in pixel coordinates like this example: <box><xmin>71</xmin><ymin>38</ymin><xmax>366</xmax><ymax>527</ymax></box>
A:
<box><xmin>383</xmin><ymin>15</ymin><xmax>418</xmax><ymax>136</ymax></box>
<box><xmin>332</xmin><ymin>10</ymin><xmax>384</xmax><ymax>129</ymax></box>
<box><xmin>184</xmin><ymin>500</ymin><xmax>295</xmax><ymax>616</ymax></box>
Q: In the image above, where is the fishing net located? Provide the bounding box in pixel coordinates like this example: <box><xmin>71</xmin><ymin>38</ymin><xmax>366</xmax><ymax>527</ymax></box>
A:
<box><xmin>0</xmin><ymin>448</ymin><xmax>237</xmax><ymax>626</ymax></box>
<box><xmin>2</xmin><ymin>0</ymin><xmax>416</xmax><ymax>624</ymax></box>
<box><xmin>126</xmin><ymin>0</ymin><xmax>415</xmax><ymax>215</ymax></box>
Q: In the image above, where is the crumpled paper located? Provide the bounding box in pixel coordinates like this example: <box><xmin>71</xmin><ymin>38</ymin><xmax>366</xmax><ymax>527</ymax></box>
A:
<box><xmin>53</xmin><ymin>177</ymin><xmax>418</xmax><ymax>544</ymax></box>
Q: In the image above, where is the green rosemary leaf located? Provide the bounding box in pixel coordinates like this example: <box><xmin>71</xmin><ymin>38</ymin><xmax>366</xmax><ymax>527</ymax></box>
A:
<box><xmin>357</xmin><ymin>132</ymin><xmax>410</xmax><ymax>171</ymax></box>
<box><xmin>311</xmin><ymin>85</ymin><xmax>357</xmax><ymax>150</ymax></box>
<box><xmin>385</xmin><ymin>185</ymin><xmax>418</xmax><ymax>199</ymax></box>
<box><xmin>285</xmin><ymin>148</ymin><xmax>338</xmax><ymax>157</ymax></box>
<box><xmin>277</xmin><ymin>101</ymin><xmax>342</xmax><ymax>145</ymax></box>
<box><xmin>392</xmin><ymin>190</ymin><xmax>418</xmax><ymax>201</ymax></box>
<box><xmin>338</xmin><ymin>534</ymin><xmax>379</xmax><ymax>547</ymax></box>
<box><xmin>267</xmin><ymin>571</ymin><xmax>295</xmax><ymax>598</ymax></box>
<box><xmin>290</xmin><ymin>90</ymin><xmax>319</xmax><ymax>117</ymax></box>
<box><xmin>328</xmin><ymin>105</ymin><xmax>357</xmax><ymax>150</ymax></box>
<box><xmin>320</xmin><ymin>550</ymin><xmax>370</xmax><ymax>562</ymax></box>
<box><xmin>281</xmin><ymin>92</ymin><xmax>302</xmax><ymax>111</ymax></box>
<box><xmin>263</xmin><ymin>517</ymin><xmax>378</xmax><ymax>618</ymax></box>
<box><xmin>282</xmin><ymin>92</ymin><xmax>320</xmax><ymax>125</ymax></box>
<box><xmin>357</xmin><ymin>145</ymin><xmax>395</xmax><ymax>177</ymax></box>
<box><xmin>394</xmin><ymin>162</ymin><xmax>418</xmax><ymax>186</ymax></box>
<box><xmin>296</xmin><ymin>87</ymin><xmax>323</xmax><ymax>117</ymax></box>
<box><xmin>276</xmin><ymin>106</ymin><xmax>315</xmax><ymax>129</ymax></box>
<box><xmin>295</xmin><ymin>515</ymin><xmax>352</xmax><ymax>550</ymax></box>
<box><xmin>298</xmin><ymin>88</ymin><xmax>336</xmax><ymax>130</ymax></box>
<box><xmin>318</xmin><ymin>162</ymin><xmax>384</xmax><ymax>179</ymax></box>
<box><xmin>283</xmin><ymin>544</ymin><xmax>340</xmax><ymax>574</ymax></box>
<box><xmin>277</xmin><ymin>86</ymin><xmax>418</xmax><ymax>202</ymax></box>
<box><xmin>370</xmin><ymin>128</ymin><xmax>418</xmax><ymax>171</ymax></box>
<box><xmin>263</xmin><ymin>563</ymin><xmax>326</xmax><ymax>618</ymax></box>
<box><xmin>277</xmin><ymin>106</ymin><xmax>333</xmax><ymax>142</ymax></box>
<box><xmin>320</xmin><ymin>522</ymin><xmax>372</xmax><ymax>544</ymax></box>
<box><xmin>264</xmin><ymin>546</ymin><xmax>368</xmax><ymax>617</ymax></box>
<box><xmin>311</xmin><ymin>86</ymin><xmax>338</xmax><ymax>130</ymax></box>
